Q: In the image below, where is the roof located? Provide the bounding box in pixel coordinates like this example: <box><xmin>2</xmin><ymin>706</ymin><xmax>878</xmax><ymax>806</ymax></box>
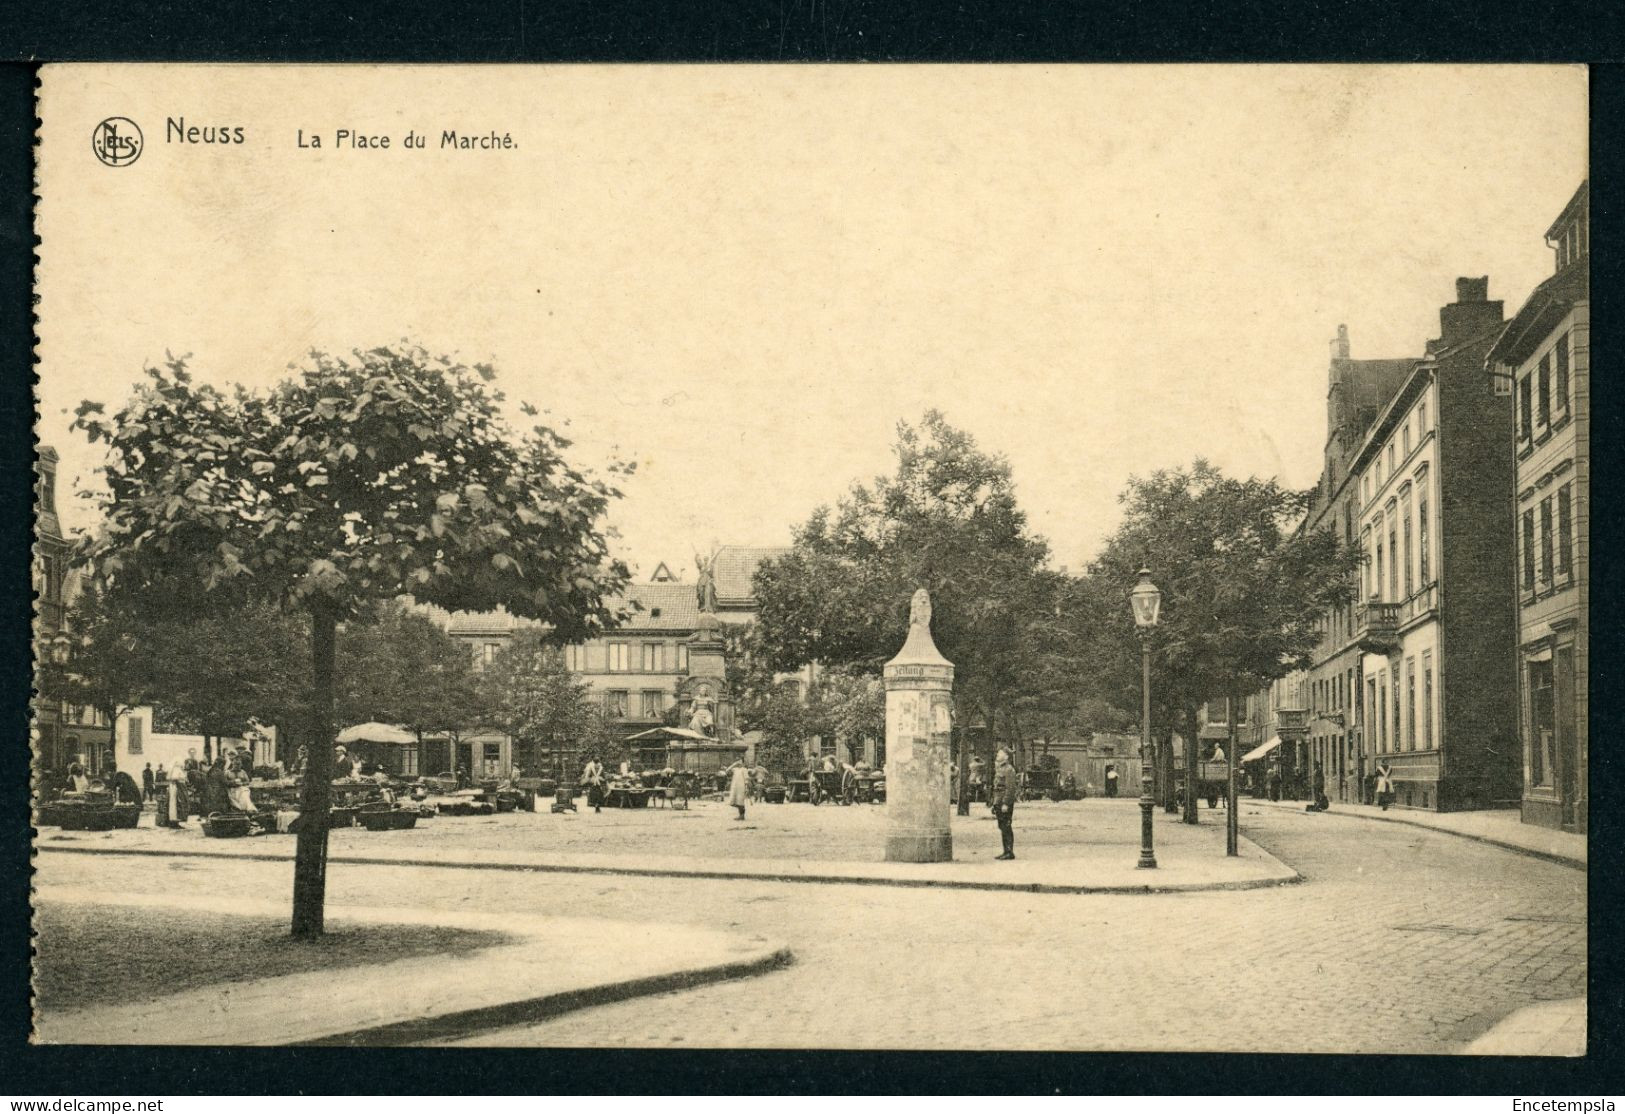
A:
<box><xmin>1486</xmin><ymin>261</ymin><xmax>1588</xmax><ymax>370</ymax></box>
<box><xmin>1544</xmin><ymin>180</ymin><xmax>1588</xmax><ymax>242</ymax></box>
<box><xmin>711</xmin><ymin>545</ymin><xmax>791</xmax><ymax>604</ymax></box>
<box><xmin>612</xmin><ymin>582</ymin><xmax>701</xmax><ymax>631</ymax></box>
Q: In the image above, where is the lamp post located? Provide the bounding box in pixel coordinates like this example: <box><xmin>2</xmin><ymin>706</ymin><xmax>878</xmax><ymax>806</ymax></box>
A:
<box><xmin>1130</xmin><ymin>568</ymin><xmax>1162</xmax><ymax>869</ymax></box>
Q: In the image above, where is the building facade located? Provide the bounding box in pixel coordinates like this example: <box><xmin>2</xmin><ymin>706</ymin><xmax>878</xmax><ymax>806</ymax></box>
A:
<box><xmin>1351</xmin><ymin>277</ymin><xmax>1519</xmax><ymax>812</ymax></box>
<box><xmin>1238</xmin><ymin>330</ymin><xmax>1417</xmax><ymax>800</ymax></box>
<box><xmin>33</xmin><ymin>446</ymin><xmax>114</xmax><ymax>782</ymax></box>
<box><xmin>1488</xmin><ymin>181</ymin><xmax>1588</xmax><ymax>832</ymax></box>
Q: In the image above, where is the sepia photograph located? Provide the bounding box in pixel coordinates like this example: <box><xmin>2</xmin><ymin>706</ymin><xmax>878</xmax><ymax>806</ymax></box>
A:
<box><xmin>30</xmin><ymin>63</ymin><xmax>1587</xmax><ymax>1057</ymax></box>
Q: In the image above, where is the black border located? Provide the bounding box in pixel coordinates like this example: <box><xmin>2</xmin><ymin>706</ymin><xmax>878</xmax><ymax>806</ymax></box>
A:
<box><xmin>2</xmin><ymin>4</ymin><xmax>1622</xmax><ymax>1097</ymax></box>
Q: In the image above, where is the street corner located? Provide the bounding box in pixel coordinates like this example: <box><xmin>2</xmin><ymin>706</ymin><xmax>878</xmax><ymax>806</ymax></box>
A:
<box><xmin>32</xmin><ymin>886</ymin><xmax>792</xmax><ymax>1048</ymax></box>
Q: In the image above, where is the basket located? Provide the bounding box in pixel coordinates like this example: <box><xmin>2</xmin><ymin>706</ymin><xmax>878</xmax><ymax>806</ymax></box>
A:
<box><xmin>203</xmin><ymin>813</ymin><xmax>253</xmax><ymax>839</ymax></box>
<box><xmin>82</xmin><ymin>803</ymin><xmax>142</xmax><ymax>831</ymax></box>
<box><xmin>358</xmin><ymin>808</ymin><xmax>419</xmax><ymax>831</ymax></box>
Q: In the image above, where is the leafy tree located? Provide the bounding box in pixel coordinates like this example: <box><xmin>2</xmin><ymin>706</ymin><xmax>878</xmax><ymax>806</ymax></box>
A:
<box><xmin>819</xmin><ymin>668</ymin><xmax>884</xmax><ymax>764</ymax></box>
<box><xmin>478</xmin><ymin>626</ymin><xmax>596</xmax><ymax>774</ymax></box>
<box><xmin>752</xmin><ymin>412</ymin><xmax>1070</xmax><ymax>810</ymax></box>
<box><xmin>37</xmin><ymin>577</ymin><xmax>151</xmax><ymax>739</ymax></box>
<box><xmin>1084</xmin><ymin>460</ymin><xmax>1358</xmax><ymax>824</ymax></box>
<box><xmin>74</xmin><ymin>347</ymin><xmax>630</xmax><ymax>935</ymax></box>
<box><xmin>740</xmin><ymin>684</ymin><xmax>823</xmax><ymax>776</ymax></box>
<box><xmin>337</xmin><ymin>601</ymin><xmax>483</xmax><ymax>759</ymax></box>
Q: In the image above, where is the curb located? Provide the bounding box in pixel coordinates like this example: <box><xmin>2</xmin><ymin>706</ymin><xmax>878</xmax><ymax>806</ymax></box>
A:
<box><xmin>34</xmin><ymin>885</ymin><xmax>794</xmax><ymax>1047</ymax></box>
<box><xmin>310</xmin><ymin>945</ymin><xmax>795</xmax><ymax>1047</ymax></box>
<box><xmin>1242</xmin><ymin>800</ymin><xmax>1585</xmax><ymax>870</ymax></box>
<box><xmin>37</xmin><ymin>842</ymin><xmax>1301</xmax><ymax>896</ymax></box>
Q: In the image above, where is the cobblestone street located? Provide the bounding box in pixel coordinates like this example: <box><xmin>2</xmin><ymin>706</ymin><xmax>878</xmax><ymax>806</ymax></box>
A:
<box><xmin>36</xmin><ymin>801</ymin><xmax>1584</xmax><ymax>1053</ymax></box>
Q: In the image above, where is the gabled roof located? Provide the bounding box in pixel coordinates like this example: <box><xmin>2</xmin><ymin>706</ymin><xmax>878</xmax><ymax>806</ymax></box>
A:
<box><xmin>711</xmin><ymin>544</ymin><xmax>791</xmax><ymax>604</ymax></box>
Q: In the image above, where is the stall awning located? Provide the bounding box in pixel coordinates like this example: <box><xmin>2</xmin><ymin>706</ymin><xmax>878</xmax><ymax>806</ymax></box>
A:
<box><xmin>1240</xmin><ymin>736</ymin><xmax>1284</xmax><ymax>763</ymax></box>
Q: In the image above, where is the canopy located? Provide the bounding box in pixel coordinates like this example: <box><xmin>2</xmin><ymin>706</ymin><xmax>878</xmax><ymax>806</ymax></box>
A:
<box><xmin>1240</xmin><ymin>736</ymin><xmax>1284</xmax><ymax>763</ymax></box>
<box><xmin>335</xmin><ymin>722</ymin><xmax>416</xmax><ymax>745</ymax></box>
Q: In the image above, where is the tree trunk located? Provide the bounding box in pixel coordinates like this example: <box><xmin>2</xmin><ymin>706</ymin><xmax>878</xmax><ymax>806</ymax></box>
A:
<box><xmin>1182</xmin><ymin>711</ymin><xmax>1199</xmax><ymax>825</ymax></box>
<box><xmin>1226</xmin><ymin>690</ymin><xmax>1240</xmax><ymax>856</ymax></box>
<box><xmin>955</xmin><ymin>720</ymin><xmax>971</xmax><ymax>817</ymax></box>
<box><xmin>291</xmin><ymin>601</ymin><xmax>337</xmax><ymax>938</ymax></box>
<box><xmin>1160</xmin><ymin>735</ymin><xmax>1177</xmax><ymax>813</ymax></box>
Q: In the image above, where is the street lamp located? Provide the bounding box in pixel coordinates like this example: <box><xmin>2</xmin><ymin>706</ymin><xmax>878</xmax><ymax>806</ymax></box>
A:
<box><xmin>1130</xmin><ymin>567</ymin><xmax>1161</xmax><ymax>869</ymax></box>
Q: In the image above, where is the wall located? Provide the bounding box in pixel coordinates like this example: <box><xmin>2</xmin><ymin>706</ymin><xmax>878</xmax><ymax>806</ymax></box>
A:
<box><xmin>113</xmin><ymin>707</ymin><xmax>264</xmax><ymax>777</ymax></box>
<box><xmin>1436</xmin><ymin>332</ymin><xmax>1521</xmax><ymax>810</ymax></box>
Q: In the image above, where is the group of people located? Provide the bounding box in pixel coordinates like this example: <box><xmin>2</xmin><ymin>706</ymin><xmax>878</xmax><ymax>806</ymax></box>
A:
<box><xmin>153</xmin><ymin>746</ymin><xmax>260</xmax><ymax>828</ymax></box>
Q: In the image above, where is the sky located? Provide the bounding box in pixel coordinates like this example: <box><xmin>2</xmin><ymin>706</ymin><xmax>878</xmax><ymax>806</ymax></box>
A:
<box><xmin>36</xmin><ymin>65</ymin><xmax>1587</xmax><ymax>579</ymax></box>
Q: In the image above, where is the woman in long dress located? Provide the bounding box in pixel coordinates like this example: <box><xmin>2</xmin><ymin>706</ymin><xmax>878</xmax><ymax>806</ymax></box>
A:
<box><xmin>726</xmin><ymin>761</ymin><xmax>750</xmax><ymax>820</ymax></box>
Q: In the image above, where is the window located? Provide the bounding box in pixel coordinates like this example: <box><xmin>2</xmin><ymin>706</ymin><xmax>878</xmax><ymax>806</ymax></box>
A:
<box><xmin>564</xmin><ymin>644</ymin><xmax>586</xmax><ymax>672</ymax></box>
<box><xmin>1387</xmin><ymin>443</ymin><xmax>1396</xmax><ymax>475</ymax></box>
<box><xmin>605</xmin><ymin>690</ymin><xmax>629</xmax><ymax>718</ymax></box>
<box><xmin>1555</xmin><ymin>335</ymin><xmax>1570</xmax><ymax>413</ymax></box>
<box><xmin>1402</xmin><ymin>420</ymin><xmax>1411</xmax><ymax>456</ymax></box>
<box><xmin>1556</xmin><ymin>484</ymin><xmax>1573</xmax><ymax>578</ymax></box>
<box><xmin>640</xmin><ymin>690</ymin><xmax>663</xmax><ymax>719</ymax></box>
<box><xmin>1518</xmin><ymin>375</ymin><xmax>1533</xmax><ymax>441</ymax></box>
<box><xmin>1521</xmin><ymin>510</ymin><xmax>1536</xmax><ymax>591</ymax></box>
<box><xmin>126</xmin><ymin>716</ymin><xmax>143</xmax><ymax>755</ymax></box>
<box><xmin>484</xmin><ymin>642</ymin><xmax>501</xmax><ymax>666</ymax></box>
<box><xmin>1388</xmin><ymin>518</ymin><xmax>1398</xmax><ymax>600</ymax></box>
<box><xmin>1405</xmin><ymin>658</ymin><xmax>1416</xmax><ymax>752</ymax></box>
<box><xmin>641</xmin><ymin>642</ymin><xmax>662</xmax><ymax>672</ymax></box>
<box><xmin>1418</xmin><ymin>398</ymin><xmax>1428</xmax><ymax>434</ymax></box>
<box><xmin>608</xmin><ymin>642</ymin><xmax>629</xmax><ymax>671</ymax></box>
<box><xmin>1378</xmin><ymin>679</ymin><xmax>1388</xmax><ymax>753</ymax></box>
<box><xmin>1391</xmin><ymin>663</ymin><xmax>1401</xmax><ymax>754</ymax></box>
<box><xmin>401</xmin><ymin>747</ymin><xmax>418</xmax><ymax>776</ymax></box>
<box><xmin>38</xmin><ymin>469</ymin><xmax>54</xmax><ymax>514</ymax></box>
<box><xmin>483</xmin><ymin>742</ymin><xmax>502</xmax><ymax>777</ymax></box>
<box><xmin>1537</xmin><ymin>355</ymin><xmax>1551</xmax><ymax>427</ymax></box>
<box><xmin>1418</xmin><ymin>495</ymin><xmax>1430</xmax><ymax>585</ymax></box>
<box><xmin>1528</xmin><ymin>658</ymin><xmax>1553</xmax><ymax>786</ymax></box>
<box><xmin>1374</xmin><ymin>535</ymin><xmax>1385</xmax><ymax>601</ymax></box>
<box><xmin>1368</xmin><ymin>679</ymin><xmax>1379</xmax><ymax>753</ymax></box>
<box><xmin>1360</xmin><ymin>528</ymin><xmax>1372</xmax><ymax>599</ymax></box>
<box><xmin>1539</xmin><ymin>497</ymin><xmax>1554</xmax><ymax>587</ymax></box>
<box><xmin>675</xmin><ymin>644</ymin><xmax>688</xmax><ymax>673</ymax></box>
<box><xmin>1401</xmin><ymin>493</ymin><xmax>1414</xmax><ymax>597</ymax></box>
<box><xmin>1422</xmin><ymin>651</ymin><xmax>1434</xmax><ymax>749</ymax></box>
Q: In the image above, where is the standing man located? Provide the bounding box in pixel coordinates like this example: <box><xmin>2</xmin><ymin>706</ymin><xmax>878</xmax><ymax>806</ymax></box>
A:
<box><xmin>581</xmin><ymin>753</ymin><xmax>606</xmax><ymax>814</ymax></box>
<box><xmin>141</xmin><ymin>763</ymin><xmax>155</xmax><ymax>802</ymax></box>
<box><xmin>968</xmin><ymin>755</ymin><xmax>987</xmax><ymax>804</ymax></box>
<box><xmin>992</xmin><ymin>747</ymin><xmax>1020</xmax><ymax>861</ymax></box>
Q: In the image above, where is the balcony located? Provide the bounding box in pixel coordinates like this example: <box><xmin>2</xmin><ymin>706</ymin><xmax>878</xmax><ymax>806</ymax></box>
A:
<box><xmin>1274</xmin><ymin>708</ymin><xmax>1310</xmax><ymax>738</ymax></box>
<box><xmin>1354</xmin><ymin>600</ymin><xmax>1402</xmax><ymax>654</ymax></box>
<box><xmin>1400</xmin><ymin>582</ymin><xmax>1439</xmax><ymax>626</ymax></box>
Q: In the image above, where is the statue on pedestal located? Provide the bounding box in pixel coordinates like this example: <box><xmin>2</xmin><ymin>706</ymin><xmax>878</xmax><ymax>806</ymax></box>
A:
<box><xmin>694</xmin><ymin>552</ymin><xmax>718</xmax><ymax>614</ymax></box>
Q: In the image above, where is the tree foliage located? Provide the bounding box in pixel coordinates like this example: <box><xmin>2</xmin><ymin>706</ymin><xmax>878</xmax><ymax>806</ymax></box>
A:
<box><xmin>1083</xmin><ymin>460</ymin><xmax>1359</xmax><ymax>820</ymax></box>
<box><xmin>753</xmin><ymin>412</ymin><xmax>1064</xmax><ymax>760</ymax></box>
<box><xmin>73</xmin><ymin>346</ymin><xmax>631</xmax><ymax>935</ymax></box>
<box><xmin>477</xmin><ymin>626</ymin><xmax>597</xmax><ymax>771</ymax></box>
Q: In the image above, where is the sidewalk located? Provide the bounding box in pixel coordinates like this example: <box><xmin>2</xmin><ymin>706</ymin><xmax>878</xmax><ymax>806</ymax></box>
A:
<box><xmin>36</xmin><ymin>814</ymin><xmax>1300</xmax><ymax>895</ymax></box>
<box><xmin>1460</xmin><ymin>998</ymin><xmax>1586</xmax><ymax>1056</ymax></box>
<box><xmin>1244</xmin><ymin>796</ymin><xmax>1585</xmax><ymax>868</ymax></box>
<box><xmin>33</xmin><ymin>885</ymin><xmax>789</xmax><ymax>1046</ymax></box>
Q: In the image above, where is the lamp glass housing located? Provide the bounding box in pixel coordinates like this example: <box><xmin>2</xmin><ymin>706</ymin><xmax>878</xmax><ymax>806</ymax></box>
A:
<box><xmin>1130</xmin><ymin>568</ymin><xmax>1162</xmax><ymax>629</ymax></box>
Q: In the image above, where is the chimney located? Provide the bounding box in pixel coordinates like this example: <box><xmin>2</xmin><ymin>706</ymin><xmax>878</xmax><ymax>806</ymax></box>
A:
<box><xmin>1330</xmin><ymin>324</ymin><xmax>1350</xmax><ymax>360</ymax></box>
<box><xmin>1437</xmin><ymin>276</ymin><xmax>1503</xmax><ymax>349</ymax></box>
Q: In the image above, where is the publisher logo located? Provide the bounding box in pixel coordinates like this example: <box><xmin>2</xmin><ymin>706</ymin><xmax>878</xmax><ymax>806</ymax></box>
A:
<box><xmin>91</xmin><ymin>117</ymin><xmax>143</xmax><ymax>167</ymax></box>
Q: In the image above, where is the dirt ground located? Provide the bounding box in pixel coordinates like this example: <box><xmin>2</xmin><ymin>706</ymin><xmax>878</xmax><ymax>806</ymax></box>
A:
<box><xmin>32</xmin><ymin>900</ymin><xmax>511</xmax><ymax>1013</ymax></box>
